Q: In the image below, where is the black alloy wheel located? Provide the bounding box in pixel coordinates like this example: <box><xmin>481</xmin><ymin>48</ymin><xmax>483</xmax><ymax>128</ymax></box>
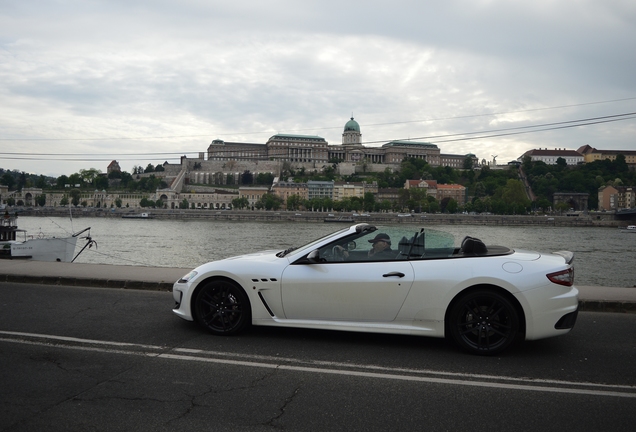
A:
<box><xmin>194</xmin><ymin>280</ymin><xmax>251</xmax><ymax>335</ymax></box>
<box><xmin>448</xmin><ymin>290</ymin><xmax>520</xmax><ymax>355</ymax></box>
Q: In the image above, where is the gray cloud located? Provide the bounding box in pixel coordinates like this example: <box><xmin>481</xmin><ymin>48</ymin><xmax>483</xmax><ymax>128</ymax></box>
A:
<box><xmin>1</xmin><ymin>0</ymin><xmax>635</xmax><ymax>176</ymax></box>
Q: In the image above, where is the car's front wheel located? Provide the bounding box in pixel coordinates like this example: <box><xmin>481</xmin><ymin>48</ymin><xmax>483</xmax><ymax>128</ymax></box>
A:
<box><xmin>448</xmin><ymin>289</ymin><xmax>520</xmax><ymax>355</ymax></box>
<box><xmin>193</xmin><ymin>279</ymin><xmax>251</xmax><ymax>335</ymax></box>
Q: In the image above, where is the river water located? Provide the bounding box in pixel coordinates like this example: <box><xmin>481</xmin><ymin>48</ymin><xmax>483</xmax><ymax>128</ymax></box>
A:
<box><xmin>16</xmin><ymin>216</ymin><xmax>636</xmax><ymax>288</ymax></box>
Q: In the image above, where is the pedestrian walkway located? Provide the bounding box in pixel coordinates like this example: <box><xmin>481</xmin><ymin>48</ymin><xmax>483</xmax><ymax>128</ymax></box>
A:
<box><xmin>0</xmin><ymin>260</ymin><xmax>634</xmax><ymax>313</ymax></box>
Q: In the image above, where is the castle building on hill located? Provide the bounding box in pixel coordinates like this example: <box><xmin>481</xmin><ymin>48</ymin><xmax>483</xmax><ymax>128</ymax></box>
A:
<box><xmin>205</xmin><ymin>117</ymin><xmax>477</xmax><ymax>169</ymax></box>
<box><xmin>141</xmin><ymin>116</ymin><xmax>480</xmax><ymax>209</ymax></box>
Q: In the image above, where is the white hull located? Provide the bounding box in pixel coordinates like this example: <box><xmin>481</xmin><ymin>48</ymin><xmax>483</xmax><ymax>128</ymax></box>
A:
<box><xmin>5</xmin><ymin>236</ymin><xmax>79</xmax><ymax>262</ymax></box>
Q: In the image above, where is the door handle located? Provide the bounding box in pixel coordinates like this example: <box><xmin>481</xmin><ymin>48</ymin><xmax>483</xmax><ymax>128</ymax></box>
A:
<box><xmin>383</xmin><ymin>272</ymin><xmax>405</xmax><ymax>278</ymax></box>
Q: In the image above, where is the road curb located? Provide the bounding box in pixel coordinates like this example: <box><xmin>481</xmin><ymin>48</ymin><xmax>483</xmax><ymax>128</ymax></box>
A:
<box><xmin>578</xmin><ymin>299</ymin><xmax>636</xmax><ymax>314</ymax></box>
<box><xmin>0</xmin><ymin>274</ymin><xmax>173</xmax><ymax>291</ymax></box>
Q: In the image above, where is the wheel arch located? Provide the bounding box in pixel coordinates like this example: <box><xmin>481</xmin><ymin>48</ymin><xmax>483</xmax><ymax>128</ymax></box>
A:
<box><xmin>444</xmin><ymin>284</ymin><xmax>526</xmax><ymax>338</ymax></box>
<box><xmin>190</xmin><ymin>275</ymin><xmax>252</xmax><ymax>322</ymax></box>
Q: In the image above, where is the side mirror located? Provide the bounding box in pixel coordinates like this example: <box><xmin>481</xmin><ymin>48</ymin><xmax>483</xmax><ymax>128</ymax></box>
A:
<box><xmin>306</xmin><ymin>249</ymin><xmax>320</xmax><ymax>263</ymax></box>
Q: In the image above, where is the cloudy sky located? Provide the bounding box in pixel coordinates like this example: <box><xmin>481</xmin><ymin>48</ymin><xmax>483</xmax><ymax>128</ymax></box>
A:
<box><xmin>1</xmin><ymin>0</ymin><xmax>635</xmax><ymax>178</ymax></box>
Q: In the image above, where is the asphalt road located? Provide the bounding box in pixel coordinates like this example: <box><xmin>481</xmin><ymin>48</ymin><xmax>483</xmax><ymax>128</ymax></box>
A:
<box><xmin>1</xmin><ymin>282</ymin><xmax>635</xmax><ymax>432</ymax></box>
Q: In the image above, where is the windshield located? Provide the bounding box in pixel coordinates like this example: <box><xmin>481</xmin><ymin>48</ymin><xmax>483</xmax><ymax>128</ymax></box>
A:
<box><xmin>280</xmin><ymin>227</ymin><xmax>353</xmax><ymax>259</ymax></box>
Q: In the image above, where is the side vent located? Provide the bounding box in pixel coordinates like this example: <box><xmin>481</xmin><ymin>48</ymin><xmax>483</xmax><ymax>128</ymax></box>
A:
<box><xmin>258</xmin><ymin>292</ymin><xmax>275</xmax><ymax>317</ymax></box>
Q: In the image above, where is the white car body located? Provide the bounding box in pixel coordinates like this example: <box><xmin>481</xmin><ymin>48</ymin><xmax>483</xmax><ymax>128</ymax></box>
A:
<box><xmin>173</xmin><ymin>224</ymin><xmax>579</xmax><ymax>355</ymax></box>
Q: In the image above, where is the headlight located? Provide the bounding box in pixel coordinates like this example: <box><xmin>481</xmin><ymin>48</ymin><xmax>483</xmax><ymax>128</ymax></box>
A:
<box><xmin>178</xmin><ymin>270</ymin><xmax>198</xmax><ymax>284</ymax></box>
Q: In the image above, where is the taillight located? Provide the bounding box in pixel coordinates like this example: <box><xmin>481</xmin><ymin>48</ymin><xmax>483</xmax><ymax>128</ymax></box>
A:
<box><xmin>547</xmin><ymin>268</ymin><xmax>574</xmax><ymax>286</ymax></box>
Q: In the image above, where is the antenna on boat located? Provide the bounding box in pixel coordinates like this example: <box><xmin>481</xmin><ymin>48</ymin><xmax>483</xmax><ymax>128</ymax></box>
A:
<box><xmin>69</xmin><ymin>205</ymin><xmax>74</xmax><ymax>234</ymax></box>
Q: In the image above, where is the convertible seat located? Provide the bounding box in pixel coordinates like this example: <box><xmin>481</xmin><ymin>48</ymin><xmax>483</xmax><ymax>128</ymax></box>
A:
<box><xmin>397</xmin><ymin>234</ymin><xmax>425</xmax><ymax>258</ymax></box>
<box><xmin>459</xmin><ymin>236</ymin><xmax>488</xmax><ymax>255</ymax></box>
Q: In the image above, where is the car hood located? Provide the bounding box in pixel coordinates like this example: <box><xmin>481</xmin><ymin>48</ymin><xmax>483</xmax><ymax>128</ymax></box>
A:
<box><xmin>188</xmin><ymin>249</ymin><xmax>287</xmax><ymax>283</ymax></box>
<box><xmin>223</xmin><ymin>250</ymin><xmax>282</xmax><ymax>261</ymax></box>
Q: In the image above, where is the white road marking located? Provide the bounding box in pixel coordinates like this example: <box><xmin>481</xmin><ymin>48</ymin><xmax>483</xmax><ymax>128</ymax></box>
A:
<box><xmin>2</xmin><ymin>330</ymin><xmax>635</xmax><ymax>399</ymax></box>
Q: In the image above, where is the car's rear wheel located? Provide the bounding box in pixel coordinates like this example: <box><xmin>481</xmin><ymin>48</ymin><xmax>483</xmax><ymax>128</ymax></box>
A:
<box><xmin>448</xmin><ymin>289</ymin><xmax>520</xmax><ymax>355</ymax></box>
<box><xmin>194</xmin><ymin>279</ymin><xmax>251</xmax><ymax>335</ymax></box>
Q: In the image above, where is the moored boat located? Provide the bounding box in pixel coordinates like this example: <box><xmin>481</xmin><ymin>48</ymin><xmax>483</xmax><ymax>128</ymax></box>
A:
<box><xmin>324</xmin><ymin>216</ymin><xmax>355</xmax><ymax>223</ymax></box>
<box><xmin>0</xmin><ymin>212</ymin><xmax>95</xmax><ymax>262</ymax></box>
<box><xmin>122</xmin><ymin>212</ymin><xmax>154</xmax><ymax>219</ymax></box>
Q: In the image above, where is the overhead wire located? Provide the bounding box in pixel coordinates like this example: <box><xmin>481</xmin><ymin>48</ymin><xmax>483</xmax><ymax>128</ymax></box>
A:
<box><xmin>1</xmin><ymin>111</ymin><xmax>635</xmax><ymax>161</ymax></box>
<box><xmin>362</xmin><ymin>112</ymin><xmax>636</xmax><ymax>145</ymax></box>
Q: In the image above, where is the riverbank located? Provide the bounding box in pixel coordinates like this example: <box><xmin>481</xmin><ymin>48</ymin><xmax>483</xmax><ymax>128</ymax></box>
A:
<box><xmin>15</xmin><ymin>207</ymin><xmax>627</xmax><ymax>227</ymax></box>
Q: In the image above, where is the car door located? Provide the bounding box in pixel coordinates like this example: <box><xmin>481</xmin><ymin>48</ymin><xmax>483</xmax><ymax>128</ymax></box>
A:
<box><xmin>280</xmin><ymin>261</ymin><xmax>415</xmax><ymax>321</ymax></box>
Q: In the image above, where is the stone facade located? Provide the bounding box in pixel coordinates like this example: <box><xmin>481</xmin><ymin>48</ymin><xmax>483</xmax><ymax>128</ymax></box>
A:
<box><xmin>239</xmin><ymin>187</ymin><xmax>270</xmax><ymax>208</ymax></box>
<box><xmin>578</xmin><ymin>145</ymin><xmax>636</xmax><ymax>168</ymax></box>
<box><xmin>598</xmin><ymin>185</ymin><xmax>635</xmax><ymax>211</ymax></box>
<box><xmin>519</xmin><ymin>148</ymin><xmax>584</xmax><ymax>165</ymax></box>
<box><xmin>553</xmin><ymin>192</ymin><xmax>589</xmax><ymax>211</ymax></box>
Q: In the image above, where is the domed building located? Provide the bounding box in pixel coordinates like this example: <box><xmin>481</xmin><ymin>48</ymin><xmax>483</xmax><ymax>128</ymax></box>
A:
<box><xmin>342</xmin><ymin>117</ymin><xmax>362</xmax><ymax>145</ymax></box>
<box><xmin>196</xmin><ymin>115</ymin><xmax>477</xmax><ymax>183</ymax></box>
<box><xmin>203</xmin><ymin>115</ymin><xmax>480</xmax><ymax>168</ymax></box>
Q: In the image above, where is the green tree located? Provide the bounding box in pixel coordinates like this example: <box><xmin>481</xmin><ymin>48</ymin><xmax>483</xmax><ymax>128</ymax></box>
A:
<box><xmin>68</xmin><ymin>173</ymin><xmax>82</xmax><ymax>187</ymax></box>
<box><xmin>363</xmin><ymin>192</ymin><xmax>375</xmax><ymax>212</ymax></box>
<box><xmin>463</xmin><ymin>156</ymin><xmax>474</xmax><ymax>170</ymax></box>
<box><xmin>69</xmin><ymin>189</ymin><xmax>81</xmax><ymax>207</ymax></box>
<box><xmin>286</xmin><ymin>194</ymin><xmax>302</xmax><ymax>211</ymax></box>
<box><xmin>535</xmin><ymin>198</ymin><xmax>552</xmax><ymax>212</ymax></box>
<box><xmin>36</xmin><ymin>175</ymin><xmax>47</xmax><ymax>188</ymax></box>
<box><xmin>56</xmin><ymin>175</ymin><xmax>69</xmax><ymax>189</ymax></box>
<box><xmin>256</xmin><ymin>172</ymin><xmax>275</xmax><ymax>185</ymax></box>
<box><xmin>501</xmin><ymin>179</ymin><xmax>530</xmax><ymax>209</ymax></box>
<box><xmin>17</xmin><ymin>172</ymin><xmax>27</xmax><ymax>190</ymax></box>
<box><xmin>1</xmin><ymin>173</ymin><xmax>15</xmax><ymax>189</ymax></box>
<box><xmin>241</xmin><ymin>170</ymin><xmax>254</xmax><ymax>185</ymax></box>
<box><xmin>256</xmin><ymin>193</ymin><xmax>283</xmax><ymax>210</ymax></box>
<box><xmin>95</xmin><ymin>176</ymin><xmax>109</xmax><ymax>190</ymax></box>
<box><xmin>555</xmin><ymin>202</ymin><xmax>570</xmax><ymax>214</ymax></box>
<box><xmin>428</xmin><ymin>199</ymin><xmax>440</xmax><ymax>213</ymax></box>
<box><xmin>444</xmin><ymin>198</ymin><xmax>458</xmax><ymax>213</ymax></box>
<box><xmin>231</xmin><ymin>197</ymin><xmax>250</xmax><ymax>209</ymax></box>
<box><xmin>79</xmin><ymin>168</ymin><xmax>101</xmax><ymax>186</ymax></box>
<box><xmin>556</xmin><ymin>157</ymin><xmax>567</xmax><ymax>169</ymax></box>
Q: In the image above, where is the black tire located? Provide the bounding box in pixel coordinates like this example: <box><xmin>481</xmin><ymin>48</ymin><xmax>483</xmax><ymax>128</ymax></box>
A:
<box><xmin>193</xmin><ymin>279</ymin><xmax>251</xmax><ymax>335</ymax></box>
<box><xmin>448</xmin><ymin>289</ymin><xmax>520</xmax><ymax>355</ymax></box>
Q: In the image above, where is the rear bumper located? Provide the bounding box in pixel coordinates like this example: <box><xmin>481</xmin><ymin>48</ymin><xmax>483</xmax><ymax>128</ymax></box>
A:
<box><xmin>519</xmin><ymin>285</ymin><xmax>579</xmax><ymax>340</ymax></box>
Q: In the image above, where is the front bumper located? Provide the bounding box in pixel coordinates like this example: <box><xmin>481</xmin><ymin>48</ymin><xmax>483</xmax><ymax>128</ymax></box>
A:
<box><xmin>172</xmin><ymin>281</ymin><xmax>194</xmax><ymax>321</ymax></box>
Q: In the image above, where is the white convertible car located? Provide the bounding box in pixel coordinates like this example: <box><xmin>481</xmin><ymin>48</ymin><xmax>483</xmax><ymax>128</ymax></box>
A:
<box><xmin>173</xmin><ymin>224</ymin><xmax>579</xmax><ymax>355</ymax></box>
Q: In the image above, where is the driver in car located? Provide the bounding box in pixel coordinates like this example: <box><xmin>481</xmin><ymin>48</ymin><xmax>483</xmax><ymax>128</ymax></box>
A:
<box><xmin>367</xmin><ymin>233</ymin><xmax>394</xmax><ymax>259</ymax></box>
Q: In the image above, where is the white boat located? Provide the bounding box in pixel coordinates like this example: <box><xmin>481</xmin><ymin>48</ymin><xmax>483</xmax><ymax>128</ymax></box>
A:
<box><xmin>122</xmin><ymin>212</ymin><xmax>154</xmax><ymax>219</ymax></box>
<box><xmin>620</xmin><ymin>225</ymin><xmax>636</xmax><ymax>233</ymax></box>
<box><xmin>0</xmin><ymin>213</ymin><xmax>94</xmax><ymax>262</ymax></box>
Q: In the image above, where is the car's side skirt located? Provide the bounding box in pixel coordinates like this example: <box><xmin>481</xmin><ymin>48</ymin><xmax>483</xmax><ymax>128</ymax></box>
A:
<box><xmin>252</xmin><ymin>318</ymin><xmax>445</xmax><ymax>337</ymax></box>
